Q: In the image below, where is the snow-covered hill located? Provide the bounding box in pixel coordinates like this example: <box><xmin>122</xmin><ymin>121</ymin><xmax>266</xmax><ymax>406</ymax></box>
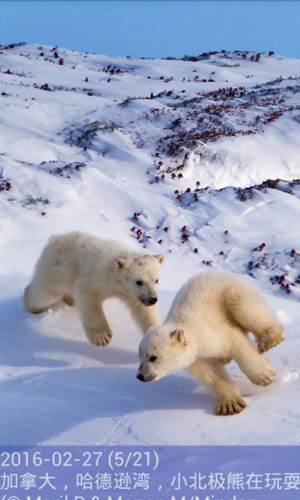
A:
<box><xmin>1</xmin><ymin>43</ymin><xmax>300</xmax><ymax>445</ymax></box>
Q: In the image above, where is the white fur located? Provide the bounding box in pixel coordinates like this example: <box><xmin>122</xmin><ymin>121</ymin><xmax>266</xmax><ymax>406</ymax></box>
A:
<box><xmin>23</xmin><ymin>232</ymin><xmax>164</xmax><ymax>346</ymax></box>
<box><xmin>138</xmin><ymin>272</ymin><xmax>285</xmax><ymax>416</ymax></box>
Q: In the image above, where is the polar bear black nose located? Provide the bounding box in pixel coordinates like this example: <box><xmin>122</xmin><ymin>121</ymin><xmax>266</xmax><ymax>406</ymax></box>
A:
<box><xmin>137</xmin><ymin>373</ymin><xmax>145</xmax><ymax>382</ymax></box>
<box><xmin>149</xmin><ymin>296</ymin><xmax>157</xmax><ymax>305</ymax></box>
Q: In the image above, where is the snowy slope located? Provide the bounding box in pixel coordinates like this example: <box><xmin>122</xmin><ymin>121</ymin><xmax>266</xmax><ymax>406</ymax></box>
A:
<box><xmin>0</xmin><ymin>44</ymin><xmax>300</xmax><ymax>445</ymax></box>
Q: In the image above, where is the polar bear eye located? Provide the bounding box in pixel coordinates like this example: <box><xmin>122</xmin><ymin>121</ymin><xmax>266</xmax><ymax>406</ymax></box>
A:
<box><xmin>155</xmin><ymin>279</ymin><xmax>159</xmax><ymax>284</ymax></box>
<box><xmin>149</xmin><ymin>355</ymin><xmax>157</xmax><ymax>362</ymax></box>
<box><xmin>136</xmin><ymin>280</ymin><xmax>144</xmax><ymax>286</ymax></box>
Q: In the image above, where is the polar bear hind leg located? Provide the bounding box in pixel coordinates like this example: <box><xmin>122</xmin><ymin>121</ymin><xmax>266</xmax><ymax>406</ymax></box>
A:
<box><xmin>23</xmin><ymin>282</ymin><xmax>62</xmax><ymax>314</ymax></box>
<box><xmin>225</xmin><ymin>281</ymin><xmax>284</xmax><ymax>353</ymax></box>
<box><xmin>232</xmin><ymin>333</ymin><xmax>275</xmax><ymax>386</ymax></box>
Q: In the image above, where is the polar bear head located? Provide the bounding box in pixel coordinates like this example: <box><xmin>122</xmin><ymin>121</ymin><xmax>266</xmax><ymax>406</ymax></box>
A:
<box><xmin>137</xmin><ymin>324</ymin><xmax>195</xmax><ymax>382</ymax></box>
<box><xmin>114</xmin><ymin>254</ymin><xmax>164</xmax><ymax>306</ymax></box>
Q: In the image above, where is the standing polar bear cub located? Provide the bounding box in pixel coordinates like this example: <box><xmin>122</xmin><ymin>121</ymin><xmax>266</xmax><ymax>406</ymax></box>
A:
<box><xmin>137</xmin><ymin>272</ymin><xmax>284</xmax><ymax>416</ymax></box>
<box><xmin>24</xmin><ymin>232</ymin><xmax>164</xmax><ymax>346</ymax></box>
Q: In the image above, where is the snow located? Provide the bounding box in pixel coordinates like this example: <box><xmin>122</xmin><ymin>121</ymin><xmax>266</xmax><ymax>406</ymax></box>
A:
<box><xmin>1</xmin><ymin>44</ymin><xmax>300</xmax><ymax>445</ymax></box>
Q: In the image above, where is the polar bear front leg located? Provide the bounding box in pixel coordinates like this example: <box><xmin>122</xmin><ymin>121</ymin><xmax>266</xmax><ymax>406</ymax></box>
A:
<box><xmin>232</xmin><ymin>333</ymin><xmax>275</xmax><ymax>386</ymax></box>
<box><xmin>120</xmin><ymin>295</ymin><xmax>160</xmax><ymax>334</ymax></box>
<box><xmin>187</xmin><ymin>360</ymin><xmax>247</xmax><ymax>416</ymax></box>
<box><xmin>74</xmin><ymin>286</ymin><xmax>112</xmax><ymax>347</ymax></box>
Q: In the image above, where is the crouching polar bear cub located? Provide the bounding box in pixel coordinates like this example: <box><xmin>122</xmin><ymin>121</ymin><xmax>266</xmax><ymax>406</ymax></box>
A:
<box><xmin>137</xmin><ymin>272</ymin><xmax>284</xmax><ymax>416</ymax></box>
<box><xmin>23</xmin><ymin>232</ymin><xmax>164</xmax><ymax>346</ymax></box>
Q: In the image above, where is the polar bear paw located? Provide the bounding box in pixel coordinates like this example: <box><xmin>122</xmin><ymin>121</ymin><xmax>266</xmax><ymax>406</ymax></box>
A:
<box><xmin>85</xmin><ymin>327</ymin><xmax>113</xmax><ymax>347</ymax></box>
<box><xmin>214</xmin><ymin>396</ymin><xmax>247</xmax><ymax>416</ymax></box>
<box><xmin>63</xmin><ymin>294</ymin><xmax>74</xmax><ymax>307</ymax></box>
<box><xmin>249</xmin><ymin>362</ymin><xmax>275</xmax><ymax>386</ymax></box>
<box><xmin>257</xmin><ymin>329</ymin><xmax>285</xmax><ymax>354</ymax></box>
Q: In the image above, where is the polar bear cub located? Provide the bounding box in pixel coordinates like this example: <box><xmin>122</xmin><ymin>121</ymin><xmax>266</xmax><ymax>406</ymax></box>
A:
<box><xmin>137</xmin><ymin>272</ymin><xmax>284</xmax><ymax>416</ymax></box>
<box><xmin>24</xmin><ymin>232</ymin><xmax>164</xmax><ymax>346</ymax></box>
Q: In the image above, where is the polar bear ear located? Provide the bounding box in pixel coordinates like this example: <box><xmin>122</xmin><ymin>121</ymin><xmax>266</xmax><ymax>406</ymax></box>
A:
<box><xmin>114</xmin><ymin>258</ymin><xmax>127</xmax><ymax>270</ymax></box>
<box><xmin>170</xmin><ymin>328</ymin><xmax>186</xmax><ymax>346</ymax></box>
<box><xmin>154</xmin><ymin>254</ymin><xmax>165</xmax><ymax>265</ymax></box>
